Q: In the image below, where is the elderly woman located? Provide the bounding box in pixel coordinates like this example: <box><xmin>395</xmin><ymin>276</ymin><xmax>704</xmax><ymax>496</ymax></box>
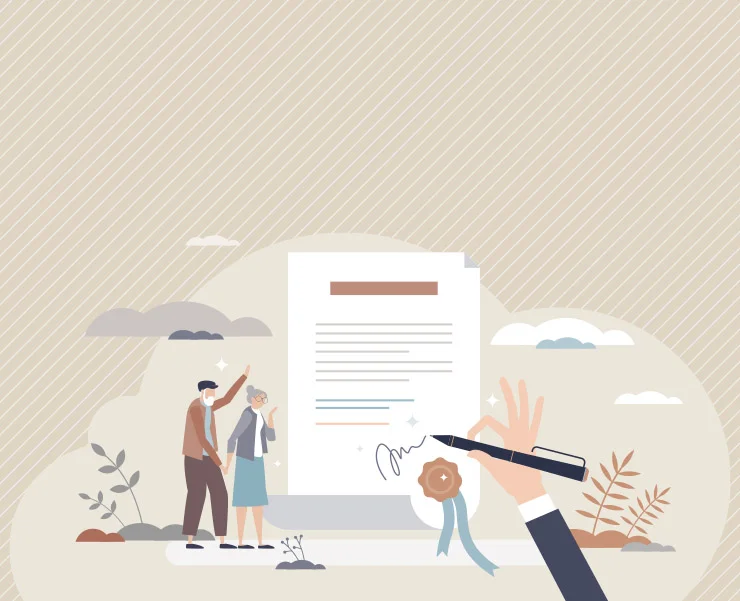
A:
<box><xmin>225</xmin><ymin>385</ymin><xmax>277</xmax><ymax>549</ymax></box>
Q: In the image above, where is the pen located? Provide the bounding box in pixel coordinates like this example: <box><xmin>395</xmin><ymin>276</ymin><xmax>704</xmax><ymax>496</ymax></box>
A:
<box><xmin>432</xmin><ymin>435</ymin><xmax>589</xmax><ymax>483</ymax></box>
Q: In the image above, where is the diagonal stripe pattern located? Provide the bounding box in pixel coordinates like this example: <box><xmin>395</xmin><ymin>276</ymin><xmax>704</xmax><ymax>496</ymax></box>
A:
<box><xmin>0</xmin><ymin>2</ymin><xmax>736</xmax><ymax>600</ymax></box>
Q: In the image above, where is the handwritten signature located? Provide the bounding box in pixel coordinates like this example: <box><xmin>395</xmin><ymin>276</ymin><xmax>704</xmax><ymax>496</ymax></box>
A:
<box><xmin>375</xmin><ymin>436</ymin><xmax>427</xmax><ymax>480</ymax></box>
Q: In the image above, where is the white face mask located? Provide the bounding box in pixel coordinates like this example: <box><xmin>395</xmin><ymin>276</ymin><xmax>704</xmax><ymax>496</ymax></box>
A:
<box><xmin>202</xmin><ymin>393</ymin><xmax>216</xmax><ymax>407</ymax></box>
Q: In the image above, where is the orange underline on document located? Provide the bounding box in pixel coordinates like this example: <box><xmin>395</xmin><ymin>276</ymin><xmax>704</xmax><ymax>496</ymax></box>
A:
<box><xmin>315</xmin><ymin>422</ymin><xmax>390</xmax><ymax>426</ymax></box>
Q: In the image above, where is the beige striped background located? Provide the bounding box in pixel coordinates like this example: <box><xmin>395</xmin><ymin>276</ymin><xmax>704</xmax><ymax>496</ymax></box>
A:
<box><xmin>0</xmin><ymin>1</ymin><xmax>737</xmax><ymax>598</ymax></box>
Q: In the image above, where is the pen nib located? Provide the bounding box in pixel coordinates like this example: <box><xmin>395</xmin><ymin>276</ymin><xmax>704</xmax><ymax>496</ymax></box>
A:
<box><xmin>432</xmin><ymin>435</ymin><xmax>452</xmax><ymax>445</ymax></box>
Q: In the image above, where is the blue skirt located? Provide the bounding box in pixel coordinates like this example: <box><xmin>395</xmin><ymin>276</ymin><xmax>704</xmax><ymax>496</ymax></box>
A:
<box><xmin>232</xmin><ymin>456</ymin><xmax>268</xmax><ymax>507</ymax></box>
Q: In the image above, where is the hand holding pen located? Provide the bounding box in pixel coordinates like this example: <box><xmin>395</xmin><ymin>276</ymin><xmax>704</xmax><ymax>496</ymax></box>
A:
<box><xmin>467</xmin><ymin>378</ymin><xmax>546</xmax><ymax>504</ymax></box>
<box><xmin>461</xmin><ymin>378</ymin><xmax>608</xmax><ymax>600</ymax></box>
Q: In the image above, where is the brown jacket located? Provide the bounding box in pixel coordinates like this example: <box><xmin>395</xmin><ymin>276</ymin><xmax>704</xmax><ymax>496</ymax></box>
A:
<box><xmin>182</xmin><ymin>374</ymin><xmax>247</xmax><ymax>466</ymax></box>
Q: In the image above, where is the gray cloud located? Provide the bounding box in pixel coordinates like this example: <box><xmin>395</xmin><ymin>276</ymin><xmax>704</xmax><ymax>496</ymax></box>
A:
<box><xmin>621</xmin><ymin>542</ymin><xmax>676</xmax><ymax>552</ymax></box>
<box><xmin>86</xmin><ymin>301</ymin><xmax>271</xmax><ymax>337</ymax></box>
<box><xmin>168</xmin><ymin>330</ymin><xmax>223</xmax><ymax>340</ymax></box>
<box><xmin>536</xmin><ymin>337</ymin><xmax>596</xmax><ymax>350</ymax></box>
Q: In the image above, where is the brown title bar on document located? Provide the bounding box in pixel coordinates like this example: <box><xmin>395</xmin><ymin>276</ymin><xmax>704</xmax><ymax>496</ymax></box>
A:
<box><xmin>330</xmin><ymin>281</ymin><xmax>438</xmax><ymax>296</ymax></box>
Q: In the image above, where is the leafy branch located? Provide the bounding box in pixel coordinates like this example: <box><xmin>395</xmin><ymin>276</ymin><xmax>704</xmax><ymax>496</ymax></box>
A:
<box><xmin>281</xmin><ymin>537</ymin><xmax>300</xmax><ymax>561</ymax></box>
<box><xmin>576</xmin><ymin>450</ymin><xmax>640</xmax><ymax>535</ymax></box>
<box><xmin>293</xmin><ymin>534</ymin><xmax>305</xmax><ymax>560</ymax></box>
<box><xmin>91</xmin><ymin>443</ymin><xmax>143</xmax><ymax>524</ymax></box>
<box><xmin>79</xmin><ymin>491</ymin><xmax>124</xmax><ymax>528</ymax></box>
<box><xmin>280</xmin><ymin>534</ymin><xmax>306</xmax><ymax>561</ymax></box>
<box><xmin>622</xmin><ymin>485</ymin><xmax>671</xmax><ymax>537</ymax></box>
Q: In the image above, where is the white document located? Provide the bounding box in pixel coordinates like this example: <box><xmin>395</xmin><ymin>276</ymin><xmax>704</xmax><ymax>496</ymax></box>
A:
<box><xmin>288</xmin><ymin>252</ymin><xmax>480</xmax><ymax>526</ymax></box>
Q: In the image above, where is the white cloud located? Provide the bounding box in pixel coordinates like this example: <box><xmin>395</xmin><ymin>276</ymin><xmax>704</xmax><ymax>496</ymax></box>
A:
<box><xmin>615</xmin><ymin>391</ymin><xmax>683</xmax><ymax>405</ymax></box>
<box><xmin>186</xmin><ymin>235</ymin><xmax>240</xmax><ymax>247</ymax></box>
<box><xmin>490</xmin><ymin>317</ymin><xmax>634</xmax><ymax>347</ymax></box>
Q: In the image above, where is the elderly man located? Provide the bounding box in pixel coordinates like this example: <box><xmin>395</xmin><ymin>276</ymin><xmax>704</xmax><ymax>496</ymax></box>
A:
<box><xmin>182</xmin><ymin>364</ymin><xmax>250</xmax><ymax>549</ymax></box>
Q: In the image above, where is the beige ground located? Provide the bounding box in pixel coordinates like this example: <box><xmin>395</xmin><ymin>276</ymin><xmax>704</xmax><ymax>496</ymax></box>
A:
<box><xmin>10</xmin><ymin>235</ymin><xmax>729</xmax><ymax>600</ymax></box>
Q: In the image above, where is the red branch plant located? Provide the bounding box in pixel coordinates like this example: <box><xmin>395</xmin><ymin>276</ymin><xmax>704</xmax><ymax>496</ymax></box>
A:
<box><xmin>577</xmin><ymin>451</ymin><xmax>639</xmax><ymax>535</ymax></box>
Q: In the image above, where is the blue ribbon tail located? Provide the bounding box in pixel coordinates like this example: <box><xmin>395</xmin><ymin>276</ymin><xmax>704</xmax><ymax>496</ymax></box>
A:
<box><xmin>453</xmin><ymin>493</ymin><xmax>499</xmax><ymax>575</ymax></box>
<box><xmin>437</xmin><ymin>498</ymin><xmax>455</xmax><ymax>556</ymax></box>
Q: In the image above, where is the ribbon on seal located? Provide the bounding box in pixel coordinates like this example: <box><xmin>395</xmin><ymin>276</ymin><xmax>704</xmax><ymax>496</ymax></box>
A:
<box><xmin>418</xmin><ymin>457</ymin><xmax>498</xmax><ymax>576</ymax></box>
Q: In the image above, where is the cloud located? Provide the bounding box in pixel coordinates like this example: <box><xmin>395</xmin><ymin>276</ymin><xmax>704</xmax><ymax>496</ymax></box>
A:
<box><xmin>615</xmin><ymin>391</ymin><xmax>683</xmax><ymax>405</ymax></box>
<box><xmin>168</xmin><ymin>330</ymin><xmax>223</xmax><ymax>340</ymax></box>
<box><xmin>491</xmin><ymin>317</ymin><xmax>633</xmax><ymax>347</ymax></box>
<box><xmin>536</xmin><ymin>337</ymin><xmax>596</xmax><ymax>350</ymax></box>
<box><xmin>621</xmin><ymin>542</ymin><xmax>676</xmax><ymax>552</ymax></box>
<box><xmin>86</xmin><ymin>302</ymin><xmax>272</xmax><ymax>337</ymax></box>
<box><xmin>186</xmin><ymin>235</ymin><xmax>239</xmax><ymax>247</ymax></box>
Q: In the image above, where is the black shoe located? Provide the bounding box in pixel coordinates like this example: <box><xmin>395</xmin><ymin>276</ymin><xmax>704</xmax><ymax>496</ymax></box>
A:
<box><xmin>238</xmin><ymin>544</ymin><xmax>254</xmax><ymax>549</ymax></box>
<box><xmin>220</xmin><ymin>543</ymin><xmax>237</xmax><ymax>549</ymax></box>
<box><xmin>186</xmin><ymin>543</ymin><xmax>203</xmax><ymax>549</ymax></box>
<box><xmin>258</xmin><ymin>544</ymin><xmax>274</xmax><ymax>549</ymax></box>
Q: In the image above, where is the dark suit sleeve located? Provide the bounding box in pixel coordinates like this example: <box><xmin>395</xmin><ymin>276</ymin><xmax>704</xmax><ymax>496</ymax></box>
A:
<box><xmin>525</xmin><ymin>510</ymin><xmax>609</xmax><ymax>601</ymax></box>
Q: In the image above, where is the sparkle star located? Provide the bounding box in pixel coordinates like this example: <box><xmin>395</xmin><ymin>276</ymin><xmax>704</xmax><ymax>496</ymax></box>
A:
<box><xmin>486</xmin><ymin>393</ymin><xmax>500</xmax><ymax>408</ymax></box>
<box><xmin>357</xmin><ymin>445</ymin><xmax>363</xmax><ymax>452</ymax></box>
<box><xmin>406</xmin><ymin>415</ymin><xmax>419</xmax><ymax>427</ymax></box>
<box><xmin>441</xmin><ymin>474</ymin><xmax>448</xmax><ymax>481</ymax></box>
<box><xmin>215</xmin><ymin>357</ymin><xmax>228</xmax><ymax>372</ymax></box>
<box><xmin>274</xmin><ymin>460</ymin><xmax>281</xmax><ymax>467</ymax></box>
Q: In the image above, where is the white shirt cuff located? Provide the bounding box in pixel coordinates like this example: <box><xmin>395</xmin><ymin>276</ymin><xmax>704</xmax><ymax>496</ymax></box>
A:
<box><xmin>518</xmin><ymin>494</ymin><xmax>557</xmax><ymax>522</ymax></box>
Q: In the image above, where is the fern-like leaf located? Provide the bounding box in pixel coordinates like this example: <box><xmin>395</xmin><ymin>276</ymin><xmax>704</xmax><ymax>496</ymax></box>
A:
<box><xmin>614</xmin><ymin>481</ymin><xmax>635</xmax><ymax>489</ymax></box>
<box><xmin>600</xmin><ymin>517</ymin><xmax>620</xmax><ymax>526</ymax></box>
<box><xmin>583</xmin><ymin>493</ymin><xmax>600</xmax><ymax>505</ymax></box>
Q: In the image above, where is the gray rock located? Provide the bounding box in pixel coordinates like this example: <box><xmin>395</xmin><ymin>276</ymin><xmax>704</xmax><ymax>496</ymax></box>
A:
<box><xmin>276</xmin><ymin>560</ymin><xmax>326</xmax><ymax>570</ymax></box>
<box><xmin>118</xmin><ymin>523</ymin><xmax>214</xmax><ymax>541</ymax></box>
<box><xmin>160</xmin><ymin>524</ymin><xmax>214</xmax><ymax>541</ymax></box>
<box><xmin>621</xmin><ymin>542</ymin><xmax>676</xmax><ymax>552</ymax></box>
<box><xmin>118</xmin><ymin>523</ymin><xmax>163</xmax><ymax>541</ymax></box>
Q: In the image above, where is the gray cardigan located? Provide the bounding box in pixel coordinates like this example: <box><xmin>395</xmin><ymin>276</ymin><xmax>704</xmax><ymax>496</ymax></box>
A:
<box><xmin>227</xmin><ymin>407</ymin><xmax>276</xmax><ymax>460</ymax></box>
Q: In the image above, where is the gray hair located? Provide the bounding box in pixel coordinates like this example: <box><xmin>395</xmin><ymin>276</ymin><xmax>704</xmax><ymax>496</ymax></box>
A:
<box><xmin>246</xmin><ymin>384</ymin><xmax>267</xmax><ymax>402</ymax></box>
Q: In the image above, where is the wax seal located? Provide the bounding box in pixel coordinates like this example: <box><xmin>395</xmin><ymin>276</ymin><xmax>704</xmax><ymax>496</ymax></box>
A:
<box><xmin>418</xmin><ymin>457</ymin><xmax>462</xmax><ymax>502</ymax></box>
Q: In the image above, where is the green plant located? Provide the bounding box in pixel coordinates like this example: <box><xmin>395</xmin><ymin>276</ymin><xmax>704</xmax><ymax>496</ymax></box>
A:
<box><xmin>78</xmin><ymin>490</ymin><xmax>124</xmax><ymax>528</ymax></box>
<box><xmin>622</xmin><ymin>485</ymin><xmax>671</xmax><ymax>537</ymax></box>
<box><xmin>90</xmin><ymin>443</ymin><xmax>143</xmax><ymax>524</ymax></box>
<box><xmin>576</xmin><ymin>450</ymin><xmax>640</xmax><ymax>535</ymax></box>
